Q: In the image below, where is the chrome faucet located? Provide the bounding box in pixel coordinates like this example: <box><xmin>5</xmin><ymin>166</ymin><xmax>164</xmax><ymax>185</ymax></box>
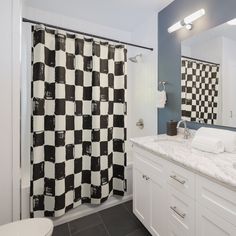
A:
<box><xmin>177</xmin><ymin>119</ymin><xmax>190</xmax><ymax>139</ymax></box>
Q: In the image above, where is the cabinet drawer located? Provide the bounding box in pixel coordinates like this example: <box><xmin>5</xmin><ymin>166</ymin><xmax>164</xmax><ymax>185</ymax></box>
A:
<box><xmin>133</xmin><ymin>152</ymin><xmax>166</xmax><ymax>183</ymax></box>
<box><xmin>196</xmin><ymin>203</ymin><xmax>236</xmax><ymax>236</ymax></box>
<box><xmin>196</xmin><ymin>176</ymin><xmax>236</xmax><ymax>226</ymax></box>
<box><xmin>167</xmin><ymin>161</ymin><xmax>195</xmax><ymax>199</ymax></box>
<box><xmin>167</xmin><ymin>186</ymin><xmax>195</xmax><ymax>236</ymax></box>
<box><xmin>168</xmin><ymin>221</ymin><xmax>189</xmax><ymax>236</ymax></box>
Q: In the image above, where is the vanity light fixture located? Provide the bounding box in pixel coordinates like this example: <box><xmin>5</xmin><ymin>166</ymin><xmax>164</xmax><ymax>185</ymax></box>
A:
<box><xmin>227</xmin><ymin>18</ymin><xmax>236</xmax><ymax>25</ymax></box>
<box><xmin>168</xmin><ymin>9</ymin><xmax>205</xmax><ymax>33</ymax></box>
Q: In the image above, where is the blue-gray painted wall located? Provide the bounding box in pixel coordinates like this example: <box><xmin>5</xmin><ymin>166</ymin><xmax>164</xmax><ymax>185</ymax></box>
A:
<box><xmin>158</xmin><ymin>0</ymin><xmax>236</xmax><ymax>134</ymax></box>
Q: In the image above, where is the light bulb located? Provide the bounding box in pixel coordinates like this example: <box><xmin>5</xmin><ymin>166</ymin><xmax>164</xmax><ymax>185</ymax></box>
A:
<box><xmin>227</xmin><ymin>18</ymin><xmax>236</xmax><ymax>25</ymax></box>
<box><xmin>184</xmin><ymin>9</ymin><xmax>205</xmax><ymax>25</ymax></box>
<box><xmin>168</xmin><ymin>21</ymin><xmax>183</xmax><ymax>33</ymax></box>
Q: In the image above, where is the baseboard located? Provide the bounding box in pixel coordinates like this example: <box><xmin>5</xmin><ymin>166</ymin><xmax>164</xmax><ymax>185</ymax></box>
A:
<box><xmin>53</xmin><ymin>194</ymin><xmax>133</xmax><ymax>226</ymax></box>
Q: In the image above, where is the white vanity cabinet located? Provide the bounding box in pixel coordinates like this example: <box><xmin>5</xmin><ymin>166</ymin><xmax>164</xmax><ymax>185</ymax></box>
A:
<box><xmin>133</xmin><ymin>148</ymin><xmax>167</xmax><ymax>236</ymax></box>
<box><xmin>132</xmin><ymin>145</ymin><xmax>236</xmax><ymax>236</ymax></box>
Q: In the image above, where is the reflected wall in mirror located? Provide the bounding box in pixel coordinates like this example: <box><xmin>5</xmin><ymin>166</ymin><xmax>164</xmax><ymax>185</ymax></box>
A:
<box><xmin>181</xmin><ymin>19</ymin><xmax>236</xmax><ymax>128</ymax></box>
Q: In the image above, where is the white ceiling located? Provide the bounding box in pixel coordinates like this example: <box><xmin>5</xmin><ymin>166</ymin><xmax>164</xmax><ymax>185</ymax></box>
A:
<box><xmin>23</xmin><ymin>0</ymin><xmax>174</xmax><ymax>31</ymax></box>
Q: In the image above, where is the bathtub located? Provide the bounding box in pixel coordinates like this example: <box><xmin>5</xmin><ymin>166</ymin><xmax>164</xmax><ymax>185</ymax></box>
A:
<box><xmin>21</xmin><ymin>162</ymin><xmax>133</xmax><ymax>226</ymax></box>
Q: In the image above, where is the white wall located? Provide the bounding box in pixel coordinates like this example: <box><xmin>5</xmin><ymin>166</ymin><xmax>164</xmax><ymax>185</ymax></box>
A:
<box><xmin>181</xmin><ymin>45</ymin><xmax>191</xmax><ymax>57</ymax></box>
<box><xmin>0</xmin><ymin>0</ymin><xmax>21</xmax><ymax>225</ymax></box>
<box><xmin>129</xmin><ymin>13</ymin><xmax>158</xmax><ymax>139</ymax></box>
<box><xmin>189</xmin><ymin>37</ymin><xmax>222</xmax><ymax>64</ymax></box>
<box><xmin>23</xmin><ymin>6</ymin><xmax>132</xmax><ymax>42</ymax></box>
<box><xmin>222</xmin><ymin>37</ymin><xmax>236</xmax><ymax>127</ymax></box>
<box><xmin>0</xmin><ymin>0</ymin><xmax>13</xmax><ymax>225</ymax></box>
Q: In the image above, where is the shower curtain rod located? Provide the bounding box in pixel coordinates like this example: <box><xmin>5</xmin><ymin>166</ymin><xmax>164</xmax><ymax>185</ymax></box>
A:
<box><xmin>22</xmin><ymin>18</ymin><xmax>154</xmax><ymax>51</ymax></box>
<box><xmin>182</xmin><ymin>55</ymin><xmax>220</xmax><ymax>66</ymax></box>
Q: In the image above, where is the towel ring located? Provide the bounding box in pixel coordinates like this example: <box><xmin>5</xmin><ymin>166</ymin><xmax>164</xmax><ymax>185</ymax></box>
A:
<box><xmin>159</xmin><ymin>81</ymin><xmax>166</xmax><ymax>91</ymax></box>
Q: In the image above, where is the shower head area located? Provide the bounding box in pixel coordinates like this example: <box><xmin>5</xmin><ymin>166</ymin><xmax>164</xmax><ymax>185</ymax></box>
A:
<box><xmin>129</xmin><ymin>53</ymin><xmax>142</xmax><ymax>63</ymax></box>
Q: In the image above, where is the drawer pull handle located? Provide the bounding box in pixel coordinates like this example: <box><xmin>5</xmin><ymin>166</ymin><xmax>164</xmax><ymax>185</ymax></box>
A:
<box><xmin>170</xmin><ymin>175</ymin><xmax>186</xmax><ymax>185</ymax></box>
<box><xmin>170</xmin><ymin>206</ymin><xmax>186</xmax><ymax>219</ymax></box>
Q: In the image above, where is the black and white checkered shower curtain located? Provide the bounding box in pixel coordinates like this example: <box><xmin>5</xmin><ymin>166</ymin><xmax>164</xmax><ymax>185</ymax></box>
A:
<box><xmin>31</xmin><ymin>26</ymin><xmax>127</xmax><ymax>217</ymax></box>
<box><xmin>181</xmin><ymin>58</ymin><xmax>219</xmax><ymax>125</ymax></box>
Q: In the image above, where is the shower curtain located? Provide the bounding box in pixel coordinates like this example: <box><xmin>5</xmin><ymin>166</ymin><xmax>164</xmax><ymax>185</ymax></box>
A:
<box><xmin>31</xmin><ymin>25</ymin><xmax>127</xmax><ymax>217</ymax></box>
<box><xmin>181</xmin><ymin>58</ymin><xmax>219</xmax><ymax>125</ymax></box>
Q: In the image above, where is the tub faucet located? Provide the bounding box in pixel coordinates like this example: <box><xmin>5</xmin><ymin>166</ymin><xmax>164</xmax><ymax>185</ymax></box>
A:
<box><xmin>177</xmin><ymin>119</ymin><xmax>190</xmax><ymax>139</ymax></box>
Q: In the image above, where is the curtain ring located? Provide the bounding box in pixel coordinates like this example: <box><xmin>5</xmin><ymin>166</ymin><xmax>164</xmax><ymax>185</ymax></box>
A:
<box><xmin>35</xmin><ymin>24</ymin><xmax>45</xmax><ymax>31</ymax></box>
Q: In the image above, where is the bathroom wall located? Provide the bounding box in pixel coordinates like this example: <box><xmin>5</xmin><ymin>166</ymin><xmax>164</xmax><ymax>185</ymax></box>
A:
<box><xmin>0</xmin><ymin>0</ymin><xmax>14</xmax><ymax>225</ymax></box>
<box><xmin>0</xmin><ymin>0</ymin><xmax>22</xmax><ymax>225</ymax></box>
<box><xmin>158</xmin><ymin>0</ymin><xmax>236</xmax><ymax>133</ymax></box>
<box><xmin>185</xmin><ymin>37</ymin><xmax>222</xmax><ymax>64</ymax></box>
<box><xmin>129</xmin><ymin>13</ymin><xmax>158</xmax><ymax>138</ymax></box>
<box><xmin>221</xmin><ymin>37</ymin><xmax>236</xmax><ymax>127</ymax></box>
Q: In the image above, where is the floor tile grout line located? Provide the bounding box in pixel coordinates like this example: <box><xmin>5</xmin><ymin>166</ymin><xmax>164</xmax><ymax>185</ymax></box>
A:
<box><xmin>125</xmin><ymin>229</ymin><xmax>136</xmax><ymax>236</ymax></box>
<box><xmin>67</xmin><ymin>213</ymin><xmax>102</xmax><ymax>235</ymax></box>
<box><xmin>122</xmin><ymin>201</ymin><xmax>134</xmax><ymax>218</ymax></box>
<box><xmin>67</xmin><ymin>222</ymin><xmax>72</xmax><ymax>236</ymax></box>
<box><xmin>97</xmin><ymin>212</ymin><xmax>111</xmax><ymax>236</ymax></box>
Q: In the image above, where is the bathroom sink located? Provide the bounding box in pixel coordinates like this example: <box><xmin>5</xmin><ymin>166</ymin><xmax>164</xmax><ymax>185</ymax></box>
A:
<box><xmin>151</xmin><ymin>138</ymin><xmax>191</xmax><ymax>155</ymax></box>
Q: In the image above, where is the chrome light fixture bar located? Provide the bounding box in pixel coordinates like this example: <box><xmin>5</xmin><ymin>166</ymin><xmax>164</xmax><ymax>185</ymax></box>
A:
<box><xmin>168</xmin><ymin>9</ymin><xmax>205</xmax><ymax>33</ymax></box>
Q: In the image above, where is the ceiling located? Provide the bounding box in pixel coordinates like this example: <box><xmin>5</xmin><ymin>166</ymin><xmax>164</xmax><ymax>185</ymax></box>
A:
<box><xmin>23</xmin><ymin>0</ymin><xmax>174</xmax><ymax>31</ymax></box>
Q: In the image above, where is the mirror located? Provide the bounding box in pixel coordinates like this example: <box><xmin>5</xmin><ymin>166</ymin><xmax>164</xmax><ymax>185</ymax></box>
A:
<box><xmin>181</xmin><ymin>19</ymin><xmax>236</xmax><ymax>128</ymax></box>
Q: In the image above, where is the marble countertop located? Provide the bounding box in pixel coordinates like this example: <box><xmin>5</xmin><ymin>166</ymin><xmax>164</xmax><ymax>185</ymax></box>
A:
<box><xmin>130</xmin><ymin>134</ymin><xmax>236</xmax><ymax>190</ymax></box>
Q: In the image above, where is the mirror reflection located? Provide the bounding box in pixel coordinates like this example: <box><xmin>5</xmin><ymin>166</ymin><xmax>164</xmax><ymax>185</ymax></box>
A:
<box><xmin>181</xmin><ymin>19</ymin><xmax>236</xmax><ymax>128</ymax></box>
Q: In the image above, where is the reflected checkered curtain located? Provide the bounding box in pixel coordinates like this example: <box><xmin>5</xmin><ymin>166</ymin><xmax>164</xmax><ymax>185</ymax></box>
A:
<box><xmin>181</xmin><ymin>58</ymin><xmax>219</xmax><ymax>125</ymax></box>
<box><xmin>31</xmin><ymin>25</ymin><xmax>127</xmax><ymax>217</ymax></box>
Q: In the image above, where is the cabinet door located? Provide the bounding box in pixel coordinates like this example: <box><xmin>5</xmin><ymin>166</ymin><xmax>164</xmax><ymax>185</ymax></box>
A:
<box><xmin>196</xmin><ymin>204</ymin><xmax>236</xmax><ymax>236</ymax></box>
<box><xmin>168</xmin><ymin>221</ymin><xmax>189</xmax><ymax>236</ymax></box>
<box><xmin>133</xmin><ymin>168</ymin><xmax>150</xmax><ymax>225</ymax></box>
<box><xmin>166</xmin><ymin>186</ymin><xmax>195</xmax><ymax>236</ymax></box>
<box><xmin>149</xmin><ymin>178</ymin><xmax>167</xmax><ymax>236</ymax></box>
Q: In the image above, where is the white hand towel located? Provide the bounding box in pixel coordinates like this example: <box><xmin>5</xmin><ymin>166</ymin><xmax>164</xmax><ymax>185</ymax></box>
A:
<box><xmin>195</xmin><ymin>127</ymin><xmax>236</xmax><ymax>153</ymax></box>
<box><xmin>157</xmin><ymin>90</ymin><xmax>167</xmax><ymax>108</ymax></box>
<box><xmin>191</xmin><ymin>135</ymin><xmax>224</xmax><ymax>154</ymax></box>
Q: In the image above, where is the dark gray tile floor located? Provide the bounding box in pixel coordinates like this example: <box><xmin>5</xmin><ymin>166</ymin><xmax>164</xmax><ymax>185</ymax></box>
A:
<box><xmin>53</xmin><ymin>201</ymin><xmax>151</xmax><ymax>236</ymax></box>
